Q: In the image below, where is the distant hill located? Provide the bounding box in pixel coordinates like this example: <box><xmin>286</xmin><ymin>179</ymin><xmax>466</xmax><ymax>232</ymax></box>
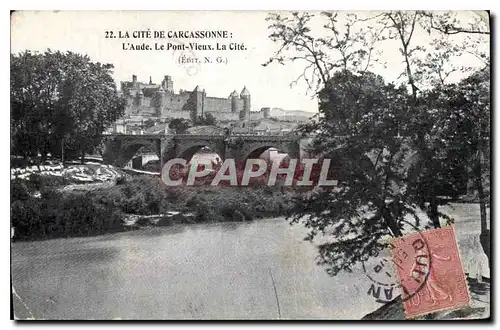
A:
<box><xmin>270</xmin><ymin>108</ymin><xmax>317</xmax><ymax>121</ymax></box>
<box><xmin>262</xmin><ymin>108</ymin><xmax>316</xmax><ymax>124</ymax></box>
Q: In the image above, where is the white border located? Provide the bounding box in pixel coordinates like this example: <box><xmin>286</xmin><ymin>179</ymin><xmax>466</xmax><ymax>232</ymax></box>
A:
<box><xmin>2</xmin><ymin>1</ymin><xmax>497</xmax><ymax>329</ymax></box>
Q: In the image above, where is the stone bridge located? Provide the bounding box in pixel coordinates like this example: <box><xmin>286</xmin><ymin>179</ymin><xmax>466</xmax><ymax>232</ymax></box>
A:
<box><xmin>101</xmin><ymin>133</ymin><xmax>302</xmax><ymax>168</ymax></box>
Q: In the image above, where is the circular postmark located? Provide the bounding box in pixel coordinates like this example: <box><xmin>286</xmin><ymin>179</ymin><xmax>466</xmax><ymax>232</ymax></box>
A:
<box><xmin>168</xmin><ymin>39</ymin><xmax>201</xmax><ymax>77</ymax></box>
<box><xmin>362</xmin><ymin>220</ymin><xmax>432</xmax><ymax>304</ymax></box>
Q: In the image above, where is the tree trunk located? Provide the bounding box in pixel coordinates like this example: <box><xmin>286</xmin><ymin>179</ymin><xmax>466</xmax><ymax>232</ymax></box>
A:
<box><xmin>477</xmin><ymin>169</ymin><xmax>488</xmax><ymax>234</ymax></box>
<box><xmin>382</xmin><ymin>206</ymin><xmax>403</xmax><ymax>237</ymax></box>
<box><xmin>475</xmin><ymin>153</ymin><xmax>490</xmax><ymax>264</ymax></box>
<box><xmin>61</xmin><ymin>138</ymin><xmax>65</xmax><ymax>164</ymax></box>
<box><xmin>429</xmin><ymin>195</ymin><xmax>441</xmax><ymax>229</ymax></box>
<box><xmin>39</xmin><ymin>152</ymin><xmax>47</xmax><ymax>170</ymax></box>
<box><xmin>80</xmin><ymin>149</ymin><xmax>85</xmax><ymax>164</ymax></box>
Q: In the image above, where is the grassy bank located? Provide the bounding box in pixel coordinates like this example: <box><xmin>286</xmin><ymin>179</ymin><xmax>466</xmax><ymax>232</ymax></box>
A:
<box><xmin>11</xmin><ymin>176</ymin><xmax>295</xmax><ymax>241</ymax></box>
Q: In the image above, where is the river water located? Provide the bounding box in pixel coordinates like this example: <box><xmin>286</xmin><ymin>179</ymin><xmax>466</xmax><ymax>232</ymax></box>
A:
<box><xmin>11</xmin><ymin>204</ymin><xmax>489</xmax><ymax>320</ymax></box>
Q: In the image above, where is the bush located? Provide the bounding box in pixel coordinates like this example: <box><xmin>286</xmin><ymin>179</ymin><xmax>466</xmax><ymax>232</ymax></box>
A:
<box><xmin>232</xmin><ymin>210</ymin><xmax>246</xmax><ymax>222</ymax></box>
<box><xmin>193</xmin><ymin>202</ymin><xmax>217</xmax><ymax>223</ymax></box>
<box><xmin>116</xmin><ymin>175</ymin><xmax>127</xmax><ymax>185</ymax></box>
<box><xmin>27</xmin><ymin>173</ymin><xmax>65</xmax><ymax>191</ymax></box>
<box><xmin>11</xmin><ymin>180</ymin><xmax>31</xmax><ymax>201</ymax></box>
<box><xmin>11</xmin><ymin>198</ymin><xmax>43</xmax><ymax>236</ymax></box>
<box><xmin>11</xmin><ymin>191</ymin><xmax>124</xmax><ymax>241</ymax></box>
<box><xmin>10</xmin><ymin>175</ymin><xmax>297</xmax><ymax>241</ymax></box>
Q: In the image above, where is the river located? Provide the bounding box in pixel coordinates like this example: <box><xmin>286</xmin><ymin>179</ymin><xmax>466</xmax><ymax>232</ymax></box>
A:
<box><xmin>11</xmin><ymin>204</ymin><xmax>489</xmax><ymax>320</ymax></box>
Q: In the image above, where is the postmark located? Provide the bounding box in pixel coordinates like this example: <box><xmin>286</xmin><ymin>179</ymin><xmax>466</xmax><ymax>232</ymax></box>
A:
<box><xmin>390</xmin><ymin>226</ymin><xmax>470</xmax><ymax>319</ymax></box>
<box><xmin>362</xmin><ymin>247</ymin><xmax>401</xmax><ymax>303</ymax></box>
<box><xmin>363</xmin><ymin>220</ymin><xmax>432</xmax><ymax>304</ymax></box>
<box><xmin>164</xmin><ymin>39</ymin><xmax>201</xmax><ymax>76</ymax></box>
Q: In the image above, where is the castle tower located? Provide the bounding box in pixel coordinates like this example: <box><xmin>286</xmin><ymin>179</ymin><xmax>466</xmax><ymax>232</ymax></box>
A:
<box><xmin>162</xmin><ymin>75</ymin><xmax>174</xmax><ymax>92</ymax></box>
<box><xmin>132</xmin><ymin>74</ymin><xmax>138</xmax><ymax>89</ymax></box>
<box><xmin>202</xmin><ymin>89</ymin><xmax>206</xmax><ymax>118</ymax></box>
<box><xmin>229</xmin><ymin>90</ymin><xmax>239</xmax><ymax>113</ymax></box>
<box><xmin>189</xmin><ymin>85</ymin><xmax>204</xmax><ymax>121</ymax></box>
<box><xmin>261</xmin><ymin>107</ymin><xmax>271</xmax><ymax>119</ymax></box>
<box><xmin>137</xmin><ymin>88</ymin><xmax>144</xmax><ymax>107</ymax></box>
<box><xmin>155</xmin><ymin>87</ymin><xmax>166</xmax><ymax>116</ymax></box>
<box><xmin>240</xmin><ymin>86</ymin><xmax>251</xmax><ymax>124</ymax></box>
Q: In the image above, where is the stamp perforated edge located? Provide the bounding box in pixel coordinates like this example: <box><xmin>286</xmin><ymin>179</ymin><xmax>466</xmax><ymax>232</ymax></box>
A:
<box><xmin>400</xmin><ymin>225</ymin><xmax>473</xmax><ymax>319</ymax></box>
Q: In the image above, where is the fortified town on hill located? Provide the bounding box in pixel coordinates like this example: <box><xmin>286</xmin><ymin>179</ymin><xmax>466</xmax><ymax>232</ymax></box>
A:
<box><xmin>120</xmin><ymin>74</ymin><xmax>269</xmax><ymax>123</ymax></box>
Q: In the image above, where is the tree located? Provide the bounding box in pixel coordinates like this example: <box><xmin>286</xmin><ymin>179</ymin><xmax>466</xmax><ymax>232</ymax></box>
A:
<box><xmin>264</xmin><ymin>12</ymin><xmax>387</xmax><ymax>93</ymax></box>
<box><xmin>461</xmin><ymin>68</ymin><xmax>490</xmax><ymax>256</ymax></box>
<box><xmin>380</xmin><ymin>11</ymin><xmax>490</xmax><ymax>239</ymax></box>
<box><xmin>144</xmin><ymin>118</ymin><xmax>156</xmax><ymax>129</ymax></box>
<box><xmin>194</xmin><ymin>112</ymin><xmax>217</xmax><ymax>126</ymax></box>
<box><xmin>11</xmin><ymin>50</ymin><xmax>125</xmax><ymax>164</ymax></box>
<box><xmin>291</xmin><ymin>70</ymin><xmax>419</xmax><ymax>275</ymax></box>
<box><xmin>421</xmin><ymin>11</ymin><xmax>490</xmax><ymax>36</ymax></box>
<box><xmin>168</xmin><ymin>118</ymin><xmax>190</xmax><ymax>134</ymax></box>
<box><xmin>427</xmin><ymin>68</ymin><xmax>490</xmax><ymax>260</ymax></box>
<box><xmin>265</xmin><ymin>10</ymin><xmax>490</xmax><ymax>274</ymax></box>
<box><xmin>11</xmin><ymin>51</ymin><xmax>64</xmax><ymax>162</ymax></box>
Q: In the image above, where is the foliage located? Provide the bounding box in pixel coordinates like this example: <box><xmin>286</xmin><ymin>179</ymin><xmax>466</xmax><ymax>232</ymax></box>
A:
<box><xmin>10</xmin><ymin>176</ymin><xmax>295</xmax><ymax>241</ymax></box>
<box><xmin>265</xmin><ymin>10</ymin><xmax>490</xmax><ymax>274</ymax></box>
<box><xmin>11</xmin><ymin>180</ymin><xmax>31</xmax><ymax>201</ymax></box>
<box><xmin>10</xmin><ymin>50</ymin><xmax>126</xmax><ymax>163</ymax></box>
<box><xmin>143</xmin><ymin>118</ymin><xmax>157</xmax><ymax>129</ymax></box>
<box><xmin>265</xmin><ymin>11</ymin><xmax>488</xmax><ymax>93</ymax></box>
<box><xmin>11</xmin><ymin>188</ymin><xmax>123</xmax><ymax>241</ymax></box>
<box><xmin>290</xmin><ymin>71</ymin><xmax>419</xmax><ymax>275</ymax></box>
<box><xmin>168</xmin><ymin>118</ymin><xmax>190</xmax><ymax>134</ymax></box>
<box><xmin>194</xmin><ymin>113</ymin><xmax>217</xmax><ymax>126</ymax></box>
<box><xmin>27</xmin><ymin>174</ymin><xmax>66</xmax><ymax>191</ymax></box>
<box><xmin>99</xmin><ymin>176</ymin><xmax>294</xmax><ymax>222</ymax></box>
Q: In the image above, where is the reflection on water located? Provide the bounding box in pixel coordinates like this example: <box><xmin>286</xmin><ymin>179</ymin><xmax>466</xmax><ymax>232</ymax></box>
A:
<box><xmin>12</xmin><ymin>205</ymin><xmax>488</xmax><ymax>320</ymax></box>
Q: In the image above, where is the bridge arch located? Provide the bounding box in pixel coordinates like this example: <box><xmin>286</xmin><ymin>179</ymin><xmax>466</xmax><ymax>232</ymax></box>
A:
<box><xmin>102</xmin><ymin>137</ymin><xmax>161</xmax><ymax>168</ymax></box>
<box><xmin>242</xmin><ymin>142</ymin><xmax>299</xmax><ymax>164</ymax></box>
<box><xmin>118</xmin><ymin>141</ymin><xmax>161</xmax><ymax>167</ymax></box>
<box><xmin>178</xmin><ymin>144</ymin><xmax>223</xmax><ymax>164</ymax></box>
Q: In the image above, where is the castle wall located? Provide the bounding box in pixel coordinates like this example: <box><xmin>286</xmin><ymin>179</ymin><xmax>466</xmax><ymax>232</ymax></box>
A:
<box><xmin>249</xmin><ymin>112</ymin><xmax>265</xmax><ymax>121</ymax></box>
<box><xmin>160</xmin><ymin>111</ymin><xmax>191</xmax><ymax>120</ymax></box>
<box><xmin>204</xmin><ymin>97</ymin><xmax>231</xmax><ymax>113</ymax></box>
<box><xmin>125</xmin><ymin>97</ymin><xmax>135</xmax><ymax>116</ymax></box>
<box><xmin>141</xmin><ymin>97</ymin><xmax>152</xmax><ymax>108</ymax></box>
<box><xmin>162</xmin><ymin>92</ymin><xmax>191</xmax><ymax>112</ymax></box>
<box><xmin>205</xmin><ymin>112</ymin><xmax>240</xmax><ymax>121</ymax></box>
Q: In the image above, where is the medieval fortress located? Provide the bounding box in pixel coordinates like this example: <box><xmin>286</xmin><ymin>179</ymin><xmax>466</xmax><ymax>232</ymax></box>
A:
<box><xmin>120</xmin><ymin>74</ymin><xmax>272</xmax><ymax>124</ymax></box>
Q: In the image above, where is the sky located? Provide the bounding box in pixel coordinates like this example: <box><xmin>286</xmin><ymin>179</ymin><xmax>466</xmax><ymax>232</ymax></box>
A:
<box><xmin>10</xmin><ymin>11</ymin><xmax>489</xmax><ymax>113</ymax></box>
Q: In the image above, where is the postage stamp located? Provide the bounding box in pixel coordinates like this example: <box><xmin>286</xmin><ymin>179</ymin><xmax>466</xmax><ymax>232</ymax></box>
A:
<box><xmin>390</xmin><ymin>226</ymin><xmax>470</xmax><ymax>319</ymax></box>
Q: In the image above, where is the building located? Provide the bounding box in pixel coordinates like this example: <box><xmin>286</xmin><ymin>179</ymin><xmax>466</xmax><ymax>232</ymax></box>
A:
<box><xmin>120</xmin><ymin>75</ymin><xmax>253</xmax><ymax>123</ymax></box>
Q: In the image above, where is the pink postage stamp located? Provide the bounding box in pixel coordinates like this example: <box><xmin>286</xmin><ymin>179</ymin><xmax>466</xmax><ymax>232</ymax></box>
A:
<box><xmin>390</xmin><ymin>226</ymin><xmax>470</xmax><ymax>319</ymax></box>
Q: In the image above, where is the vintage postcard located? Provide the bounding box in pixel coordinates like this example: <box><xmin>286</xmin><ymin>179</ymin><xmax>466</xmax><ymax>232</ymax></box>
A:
<box><xmin>10</xmin><ymin>10</ymin><xmax>490</xmax><ymax>320</ymax></box>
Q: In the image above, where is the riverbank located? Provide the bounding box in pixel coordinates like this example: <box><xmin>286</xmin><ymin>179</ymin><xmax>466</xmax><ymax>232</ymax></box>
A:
<box><xmin>11</xmin><ymin>175</ymin><xmax>296</xmax><ymax>241</ymax></box>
